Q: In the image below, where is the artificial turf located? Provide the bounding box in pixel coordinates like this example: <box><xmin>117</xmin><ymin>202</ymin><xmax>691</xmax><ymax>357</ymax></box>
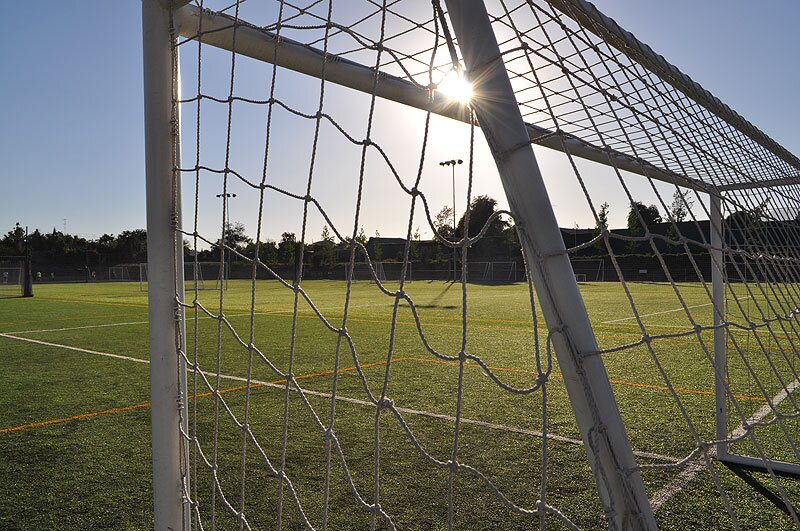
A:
<box><xmin>0</xmin><ymin>279</ymin><xmax>798</xmax><ymax>529</ymax></box>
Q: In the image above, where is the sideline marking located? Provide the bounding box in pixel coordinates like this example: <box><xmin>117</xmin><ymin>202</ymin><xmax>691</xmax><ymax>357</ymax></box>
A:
<box><xmin>0</xmin><ymin>333</ymin><xmax>766</xmax><ymax>404</ymax></box>
<box><xmin>602</xmin><ymin>297</ymin><xmax>752</xmax><ymax>325</ymax></box>
<box><xmin>649</xmin><ymin>377</ymin><xmax>800</xmax><ymax>511</ymax></box>
<box><xmin>0</xmin><ymin>332</ymin><xmax>678</xmax><ymax>463</ymax></box>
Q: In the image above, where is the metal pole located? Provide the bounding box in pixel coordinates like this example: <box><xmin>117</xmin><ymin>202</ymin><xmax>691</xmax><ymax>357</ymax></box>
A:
<box><xmin>443</xmin><ymin>1</ymin><xmax>656</xmax><ymax>527</ymax></box>
<box><xmin>440</xmin><ymin>159</ymin><xmax>463</xmax><ymax>282</ymax></box>
<box><xmin>216</xmin><ymin>192</ymin><xmax>236</xmax><ymax>285</ymax></box>
<box><xmin>142</xmin><ymin>1</ymin><xmax>188</xmax><ymax>529</ymax></box>
<box><xmin>710</xmin><ymin>193</ymin><xmax>728</xmax><ymax>458</ymax></box>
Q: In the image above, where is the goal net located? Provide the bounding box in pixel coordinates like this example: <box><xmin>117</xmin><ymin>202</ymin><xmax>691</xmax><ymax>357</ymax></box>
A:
<box><xmin>570</xmin><ymin>259</ymin><xmax>604</xmax><ymax>282</ymax></box>
<box><xmin>464</xmin><ymin>261</ymin><xmax>521</xmax><ymax>282</ymax></box>
<box><xmin>143</xmin><ymin>1</ymin><xmax>800</xmax><ymax>529</ymax></box>
<box><xmin>0</xmin><ymin>257</ymin><xmax>25</xmax><ymax>298</ymax></box>
<box><xmin>108</xmin><ymin>265</ymin><xmax>137</xmax><ymax>282</ymax></box>
<box><xmin>139</xmin><ymin>261</ymin><xmax>229</xmax><ymax>291</ymax></box>
<box><xmin>345</xmin><ymin>261</ymin><xmax>412</xmax><ymax>283</ymax></box>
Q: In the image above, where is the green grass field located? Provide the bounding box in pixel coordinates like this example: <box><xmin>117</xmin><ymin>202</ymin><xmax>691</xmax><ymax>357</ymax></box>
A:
<box><xmin>1</xmin><ymin>279</ymin><xmax>798</xmax><ymax>529</ymax></box>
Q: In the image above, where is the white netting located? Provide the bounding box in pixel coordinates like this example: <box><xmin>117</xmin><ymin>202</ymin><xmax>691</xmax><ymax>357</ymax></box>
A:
<box><xmin>154</xmin><ymin>0</ymin><xmax>800</xmax><ymax>528</ymax></box>
<box><xmin>0</xmin><ymin>258</ymin><xmax>24</xmax><ymax>298</ymax></box>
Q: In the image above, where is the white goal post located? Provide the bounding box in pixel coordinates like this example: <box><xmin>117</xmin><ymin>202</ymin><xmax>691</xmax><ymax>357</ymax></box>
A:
<box><xmin>570</xmin><ymin>259</ymin><xmax>605</xmax><ymax>282</ymax></box>
<box><xmin>143</xmin><ymin>0</ymin><xmax>800</xmax><ymax>529</ymax></box>
<box><xmin>0</xmin><ymin>257</ymin><xmax>25</xmax><ymax>298</ymax></box>
<box><xmin>465</xmin><ymin>261</ymin><xmax>520</xmax><ymax>282</ymax></box>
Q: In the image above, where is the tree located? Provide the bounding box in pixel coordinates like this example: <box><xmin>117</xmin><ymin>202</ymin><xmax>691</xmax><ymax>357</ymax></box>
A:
<box><xmin>627</xmin><ymin>202</ymin><xmax>662</xmax><ymax>232</ymax></box>
<box><xmin>596</xmin><ymin>202</ymin><xmax>609</xmax><ymax>233</ymax></box>
<box><xmin>116</xmin><ymin>229</ymin><xmax>148</xmax><ymax>262</ymax></box>
<box><xmin>434</xmin><ymin>205</ymin><xmax>454</xmax><ymax>239</ymax></box>
<box><xmin>668</xmin><ymin>189</ymin><xmax>694</xmax><ymax>223</ymax></box>
<box><xmin>217</xmin><ymin>222</ymin><xmax>252</xmax><ymax>253</ymax></box>
<box><xmin>410</xmin><ymin>227</ymin><xmax>421</xmax><ymax>261</ymax></box>
<box><xmin>355</xmin><ymin>227</ymin><xmax>367</xmax><ymax>247</ymax></box>
<box><xmin>594</xmin><ymin>202</ymin><xmax>610</xmax><ymax>251</ymax></box>
<box><xmin>315</xmin><ymin>225</ymin><xmax>336</xmax><ymax>268</ymax></box>
<box><xmin>261</xmin><ymin>240</ymin><xmax>279</xmax><ymax>264</ymax></box>
<box><xmin>278</xmin><ymin>232</ymin><xmax>297</xmax><ymax>266</ymax></box>
<box><xmin>372</xmin><ymin>230</ymin><xmax>382</xmax><ymax>261</ymax></box>
<box><xmin>2</xmin><ymin>223</ymin><xmax>26</xmax><ymax>255</ymax></box>
<box><xmin>455</xmin><ymin>195</ymin><xmax>508</xmax><ymax>239</ymax></box>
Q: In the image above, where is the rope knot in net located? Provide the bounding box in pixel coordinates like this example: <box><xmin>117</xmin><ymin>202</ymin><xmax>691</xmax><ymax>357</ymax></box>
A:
<box><xmin>377</xmin><ymin>397</ymin><xmax>394</xmax><ymax>411</ymax></box>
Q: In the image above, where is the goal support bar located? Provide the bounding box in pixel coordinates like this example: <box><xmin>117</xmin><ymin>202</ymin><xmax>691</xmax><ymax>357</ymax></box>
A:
<box><xmin>444</xmin><ymin>1</ymin><xmax>655</xmax><ymax>527</ymax></box>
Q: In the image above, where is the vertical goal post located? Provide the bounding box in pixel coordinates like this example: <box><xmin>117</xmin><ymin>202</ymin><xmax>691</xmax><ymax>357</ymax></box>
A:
<box><xmin>142</xmin><ymin>0</ymin><xmax>800</xmax><ymax>528</ymax></box>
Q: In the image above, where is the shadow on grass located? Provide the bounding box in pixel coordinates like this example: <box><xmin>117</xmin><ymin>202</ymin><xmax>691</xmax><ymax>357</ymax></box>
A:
<box><xmin>725</xmin><ymin>462</ymin><xmax>798</xmax><ymax>516</ymax></box>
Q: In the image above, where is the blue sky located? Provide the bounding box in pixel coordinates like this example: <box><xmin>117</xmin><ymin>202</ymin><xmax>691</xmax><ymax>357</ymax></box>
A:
<box><xmin>1</xmin><ymin>1</ymin><xmax>798</xmax><ymax>243</ymax></box>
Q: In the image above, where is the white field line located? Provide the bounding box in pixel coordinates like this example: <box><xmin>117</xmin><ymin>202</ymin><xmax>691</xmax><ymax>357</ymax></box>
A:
<box><xmin>4</xmin><ymin>303</ymin><xmax>379</xmax><ymax>335</ymax></box>
<box><xmin>601</xmin><ymin>296</ymin><xmax>751</xmax><ymax>325</ymax></box>
<box><xmin>0</xmin><ymin>332</ymin><xmax>677</xmax><ymax>464</ymax></box>
<box><xmin>649</xmin><ymin>377</ymin><xmax>800</xmax><ymax>511</ymax></box>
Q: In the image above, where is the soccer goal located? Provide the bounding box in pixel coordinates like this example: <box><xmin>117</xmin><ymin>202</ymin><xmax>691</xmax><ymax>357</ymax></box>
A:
<box><xmin>570</xmin><ymin>259</ymin><xmax>605</xmax><ymax>282</ymax></box>
<box><xmin>0</xmin><ymin>257</ymin><xmax>25</xmax><ymax>298</ymax></box>
<box><xmin>346</xmin><ymin>261</ymin><xmax>412</xmax><ymax>283</ymax></box>
<box><xmin>108</xmin><ymin>265</ymin><xmax>135</xmax><ymax>282</ymax></box>
<box><xmin>465</xmin><ymin>261</ymin><xmax>520</xmax><ymax>282</ymax></box>
<box><xmin>143</xmin><ymin>1</ymin><xmax>800</xmax><ymax>529</ymax></box>
<box><xmin>139</xmin><ymin>261</ymin><xmax>228</xmax><ymax>291</ymax></box>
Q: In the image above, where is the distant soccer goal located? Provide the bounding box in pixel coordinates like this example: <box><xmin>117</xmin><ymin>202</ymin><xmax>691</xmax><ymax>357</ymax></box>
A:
<box><xmin>108</xmin><ymin>265</ymin><xmax>137</xmax><ymax>282</ymax></box>
<box><xmin>570</xmin><ymin>259</ymin><xmax>605</xmax><ymax>282</ymax></box>
<box><xmin>143</xmin><ymin>1</ymin><xmax>800</xmax><ymax>529</ymax></box>
<box><xmin>0</xmin><ymin>257</ymin><xmax>25</xmax><ymax>298</ymax></box>
<box><xmin>465</xmin><ymin>261</ymin><xmax>521</xmax><ymax>282</ymax></box>
<box><xmin>345</xmin><ymin>261</ymin><xmax>411</xmax><ymax>283</ymax></box>
<box><xmin>139</xmin><ymin>262</ymin><xmax>228</xmax><ymax>291</ymax></box>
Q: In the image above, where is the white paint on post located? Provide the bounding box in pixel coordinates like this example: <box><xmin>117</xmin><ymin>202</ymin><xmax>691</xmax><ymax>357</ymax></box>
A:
<box><xmin>710</xmin><ymin>193</ymin><xmax>728</xmax><ymax>458</ymax></box>
<box><xmin>142</xmin><ymin>1</ymin><xmax>189</xmax><ymax>529</ymax></box>
<box><xmin>442</xmin><ymin>1</ymin><xmax>656</xmax><ymax>528</ymax></box>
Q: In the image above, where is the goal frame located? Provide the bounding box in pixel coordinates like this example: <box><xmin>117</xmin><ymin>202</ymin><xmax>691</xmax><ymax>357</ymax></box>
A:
<box><xmin>570</xmin><ymin>258</ymin><xmax>605</xmax><ymax>282</ymax></box>
<box><xmin>144</xmin><ymin>0</ymin><xmax>656</xmax><ymax>527</ymax></box>
<box><xmin>144</xmin><ymin>0</ymin><xmax>653</xmax><ymax>527</ymax></box>
<box><xmin>142</xmin><ymin>0</ymin><xmax>800</xmax><ymax>528</ymax></box>
<box><xmin>0</xmin><ymin>256</ymin><xmax>26</xmax><ymax>298</ymax></box>
<box><xmin>466</xmin><ymin>260</ymin><xmax>520</xmax><ymax>282</ymax></box>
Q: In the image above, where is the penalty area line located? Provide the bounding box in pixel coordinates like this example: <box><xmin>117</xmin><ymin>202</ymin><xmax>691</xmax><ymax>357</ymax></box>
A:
<box><xmin>0</xmin><ymin>332</ymin><xmax>678</xmax><ymax>463</ymax></box>
<box><xmin>649</xmin><ymin>377</ymin><xmax>800</xmax><ymax>511</ymax></box>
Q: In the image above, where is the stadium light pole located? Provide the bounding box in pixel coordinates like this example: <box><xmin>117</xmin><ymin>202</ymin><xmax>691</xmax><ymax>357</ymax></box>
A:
<box><xmin>217</xmin><ymin>192</ymin><xmax>236</xmax><ymax>283</ymax></box>
<box><xmin>439</xmin><ymin>159</ymin><xmax>462</xmax><ymax>281</ymax></box>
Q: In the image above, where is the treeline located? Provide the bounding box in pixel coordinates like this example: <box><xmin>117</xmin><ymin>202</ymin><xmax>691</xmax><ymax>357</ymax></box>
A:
<box><xmin>1</xmin><ymin>195</ymin><xmax>524</xmax><ymax>271</ymax></box>
<box><xmin>0</xmin><ymin>224</ymin><xmax>147</xmax><ymax>268</ymax></box>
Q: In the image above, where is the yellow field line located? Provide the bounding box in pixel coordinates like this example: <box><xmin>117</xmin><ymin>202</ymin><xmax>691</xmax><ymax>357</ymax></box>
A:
<box><xmin>0</xmin><ymin>358</ymin><xmax>395</xmax><ymax>435</ymax></box>
<box><xmin>0</xmin><ymin>402</ymin><xmax>153</xmax><ymax>434</ymax></box>
<box><xmin>390</xmin><ymin>356</ymin><xmax>767</xmax><ymax>403</ymax></box>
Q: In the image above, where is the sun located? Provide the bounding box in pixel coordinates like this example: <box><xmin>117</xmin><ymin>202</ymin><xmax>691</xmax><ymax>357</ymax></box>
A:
<box><xmin>436</xmin><ymin>70</ymin><xmax>473</xmax><ymax>104</ymax></box>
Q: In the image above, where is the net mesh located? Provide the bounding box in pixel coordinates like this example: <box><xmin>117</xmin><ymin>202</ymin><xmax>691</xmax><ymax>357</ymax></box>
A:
<box><xmin>161</xmin><ymin>0</ymin><xmax>800</xmax><ymax>528</ymax></box>
<box><xmin>0</xmin><ymin>257</ymin><xmax>24</xmax><ymax>298</ymax></box>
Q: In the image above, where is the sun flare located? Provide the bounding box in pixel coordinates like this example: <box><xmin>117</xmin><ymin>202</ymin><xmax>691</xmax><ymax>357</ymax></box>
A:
<box><xmin>436</xmin><ymin>71</ymin><xmax>473</xmax><ymax>104</ymax></box>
